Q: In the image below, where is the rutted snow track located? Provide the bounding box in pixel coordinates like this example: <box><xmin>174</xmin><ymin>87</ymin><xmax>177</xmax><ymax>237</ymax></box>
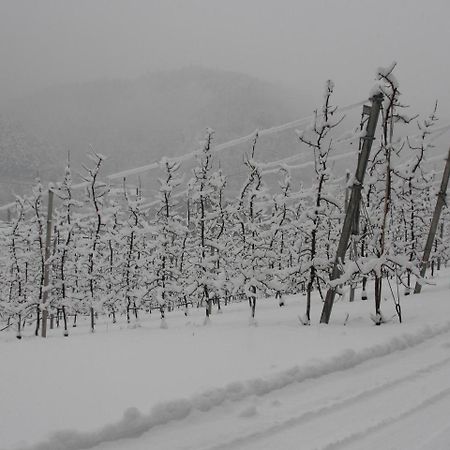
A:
<box><xmin>218</xmin><ymin>339</ymin><xmax>450</xmax><ymax>450</ymax></box>
<box><xmin>206</xmin><ymin>354</ymin><xmax>450</xmax><ymax>450</ymax></box>
<box><xmin>88</xmin><ymin>327</ymin><xmax>450</xmax><ymax>450</ymax></box>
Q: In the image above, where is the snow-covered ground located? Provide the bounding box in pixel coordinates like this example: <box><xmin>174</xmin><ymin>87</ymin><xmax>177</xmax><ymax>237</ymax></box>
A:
<box><xmin>1</xmin><ymin>270</ymin><xmax>450</xmax><ymax>450</ymax></box>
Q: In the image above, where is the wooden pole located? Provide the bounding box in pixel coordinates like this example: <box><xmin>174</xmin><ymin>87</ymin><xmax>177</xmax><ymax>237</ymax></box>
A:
<box><xmin>344</xmin><ymin>171</ymin><xmax>350</xmax><ymax>210</ymax></box>
<box><xmin>437</xmin><ymin>222</ymin><xmax>444</xmax><ymax>271</ymax></box>
<box><xmin>344</xmin><ymin>171</ymin><xmax>356</xmax><ymax>303</ymax></box>
<box><xmin>414</xmin><ymin>147</ymin><xmax>450</xmax><ymax>294</ymax></box>
<box><xmin>320</xmin><ymin>93</ymin><xmax>383</xmax><ymax>324</ymax></box>
<box><xmin>41</xmin><ymin>188</ymin><xmax>54</xmax><ymax>338</ymax></box>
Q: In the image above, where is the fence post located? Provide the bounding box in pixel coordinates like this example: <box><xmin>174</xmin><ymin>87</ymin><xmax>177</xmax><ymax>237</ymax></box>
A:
<box><xmin>41</xmin><ymin>188</ymin><xmax>54</xmax><ymax>338</ymax></box>
<box><xmin>414</xmin><ymin>147</ymin><xmax>450</xmax><ymax>294</ymax></box>
<box><xmin>320</xmin><ymin>93</ymin><xmax>383</xmax><ymax>324</ymax></box>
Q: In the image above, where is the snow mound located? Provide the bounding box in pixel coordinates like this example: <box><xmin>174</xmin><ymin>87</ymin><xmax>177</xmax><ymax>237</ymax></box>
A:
<box><xmin>16</xmin><ymin>321</ymin><xmax>450</xmax><ymax>450</ymax></box>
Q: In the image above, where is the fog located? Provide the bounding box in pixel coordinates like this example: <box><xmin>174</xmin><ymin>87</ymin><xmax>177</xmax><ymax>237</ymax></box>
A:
<box><xmin>0</xmin><ymin>0</ymin><xmax>449</xmax><ymax>203</ymax></box>
<box><xmin>1</xmin><ymin>0</ymin><xmax>449</xmax><ymax>116</ymax></box>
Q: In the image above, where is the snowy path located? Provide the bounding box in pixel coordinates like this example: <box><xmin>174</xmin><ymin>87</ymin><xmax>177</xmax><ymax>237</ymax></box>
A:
<box><xmin>4</xmin><ymin>272</ymin><xmax>450</xmax><ymax>450</ymax></box>
<box><xmin>91</xmin><ymin>326</ymin><xmax>450</xmax><ymax>450</ymax></box>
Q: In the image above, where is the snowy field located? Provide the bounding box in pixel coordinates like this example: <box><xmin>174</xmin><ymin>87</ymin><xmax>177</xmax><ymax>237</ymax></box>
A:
<box><xmin>2</xmin><ymin>270</ymin><xmax>450</xmax><ymax>450</ymax></box>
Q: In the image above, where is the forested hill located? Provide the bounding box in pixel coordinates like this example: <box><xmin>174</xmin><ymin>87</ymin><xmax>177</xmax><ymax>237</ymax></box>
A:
<box><xmin>0</xmin><ymin>116</ymin><xmax>58</xmax><ymax>202</ymax></box>
<box><xmin>2</xmin><ymin>67</ymin><xmax>310</xmax><ymax>188</ymax></box>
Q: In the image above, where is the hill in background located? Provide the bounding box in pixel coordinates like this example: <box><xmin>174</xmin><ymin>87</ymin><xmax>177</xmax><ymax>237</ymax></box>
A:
<box><xmin>1</xmin><ymin>67</ymin><xmax>313</xmax><ymax>200</ymax></box>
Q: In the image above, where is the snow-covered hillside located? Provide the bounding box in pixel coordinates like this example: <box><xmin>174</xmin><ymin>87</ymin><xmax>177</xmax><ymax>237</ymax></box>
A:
<box><xmin>2</xmin><ymin>67</ymin><xmax>306</xmax><ymax>178</ymax></box>
<box><xmin>2</xmin><ymin>270</ymin><xmax>450</xmax><ymax>450</ymax></box>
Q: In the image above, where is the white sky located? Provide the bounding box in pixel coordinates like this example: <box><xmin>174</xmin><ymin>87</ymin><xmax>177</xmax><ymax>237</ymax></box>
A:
<box><xmin>0</xmin><ymin>0</ymin><xmax>449</xmax><ymax>118</ymax></box>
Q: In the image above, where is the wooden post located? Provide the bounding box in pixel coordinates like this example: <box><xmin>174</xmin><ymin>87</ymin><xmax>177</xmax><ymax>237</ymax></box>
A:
<box><xmin>347</xmin><ymin>103</ymin><xmax>372</xmax><ymax>303</ymax></box>
<box><xmin>344</xmin><ymin>171</ymin><xmax>351</xmax><ymax>210</ymax></box>
<box><xmin>41</xmin><ymin>188</ymin><xmax>54</xmax><ymax>338</ymax></box>
<box><xmin>414</xmin><ymin>147</ymin><xmax>450</xmax><ymax>294</ymax></box>
<box><xmin>437</xmin><ymin>222</ymin><xmax>444</xmax><ymax>271</ymax></box>
<box><xmin>342</xmin><ymin>171</ymin><xmax>358</xmax><ymax>303</ymax></box>
<box><xmin>344</xmin><ymin>171</ymin><xmax>356</xmax><ymax>303</ymax></box>
<box><xmin>320</xmin><ymin>93</ymin><xmax>383</xmax><ymax>324</ymax></box>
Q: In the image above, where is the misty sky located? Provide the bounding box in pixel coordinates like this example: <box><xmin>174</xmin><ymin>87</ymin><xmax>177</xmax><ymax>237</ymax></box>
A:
<box><xmin>1</xmin><ymin>0</ymin><xmax>449</xmax><ymax>118</ymax></box>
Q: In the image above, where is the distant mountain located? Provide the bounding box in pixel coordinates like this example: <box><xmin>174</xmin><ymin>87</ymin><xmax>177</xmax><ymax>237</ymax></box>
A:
<box><xmin>0</xmin><ymin>116</ymin><xmax>58</xmax><ymax>202</ymax></box>
<box><xmin>2</xmin><ymin>67</ymin><xmax>311</xmax><ymax>187</ymax></box>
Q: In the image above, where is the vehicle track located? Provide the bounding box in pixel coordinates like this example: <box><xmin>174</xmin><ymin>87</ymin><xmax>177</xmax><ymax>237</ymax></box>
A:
<box><xmin>90</xmin><ymin>328</ymin><xmax>450</xmax><ymax>450</ymax></box>
<box><xmin>22</xmin><ymin>325</ymin><xmax>450</xmax><ymax>450</ymax></box>
<box><xmin>204</xmin><ymin>349</ymin><xmax>450</xmax><ymax>450</ymax></box>
<box><xmin>320</xmin><ymin>386</ymin><xmax>450</xmax><ymax>450</ymax></box>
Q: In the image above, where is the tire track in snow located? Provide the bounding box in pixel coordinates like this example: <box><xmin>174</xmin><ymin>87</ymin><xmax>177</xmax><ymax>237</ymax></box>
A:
<box><xmin>203</xmin><ymin>352</ymin><xmax>450</xmax><ymax>450</ymax></box>
<box><xmin>16</xmin><ymin>322</ymin><xmax>450</xmax><ymax>450</ymax></box>
<box><xmin>318</xmin><ymin>386</ymin><xmax>450</xmax><ymax>450</ymax></box>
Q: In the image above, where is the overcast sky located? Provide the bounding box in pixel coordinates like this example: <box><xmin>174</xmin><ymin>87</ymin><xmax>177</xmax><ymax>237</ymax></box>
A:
<box><xmin>1</xmin><ymin>0</ymin><xmax>449</xmax><ymax>118</ymax></box>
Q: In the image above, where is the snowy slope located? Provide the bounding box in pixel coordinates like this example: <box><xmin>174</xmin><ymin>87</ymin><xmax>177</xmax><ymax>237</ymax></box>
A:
<box><xmin>1</xmin><ymin>270</ymin><xmax>450</xmax><ymax>450</ymax></box>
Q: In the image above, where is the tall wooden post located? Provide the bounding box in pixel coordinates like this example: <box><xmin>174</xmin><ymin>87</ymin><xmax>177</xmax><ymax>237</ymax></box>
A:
<box><xmin>344</xmin><ymin>171</ymin><xmax>351</xmax><ymax>210</ymax></box>
<box><xmin>344</xmin><ymin>171</ymin><xmax>356</xmax><ymax>303</ymax></box>
<box><xmin>348</xmin><ymin>105</ymin><xmax>372</xmax><ymax>303</ymax></box>
<box><xmin>437</xmin><ymin>222</ymin><xmax>444</xmax><ymax>271</ymax></box>
<box><xmin>320</xmin><ymin>93</ymin><xmax>383</xmax><ymax>324</ymax></box>
<box><xmin>414</xmin><ymin>147</ymin><xmax>450</xmax><ymax>294</ymax></box>
<box><xmin>41</xmin><ymin>188</ymin><xmax>54</xmax><ymax>338</ymax></box>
